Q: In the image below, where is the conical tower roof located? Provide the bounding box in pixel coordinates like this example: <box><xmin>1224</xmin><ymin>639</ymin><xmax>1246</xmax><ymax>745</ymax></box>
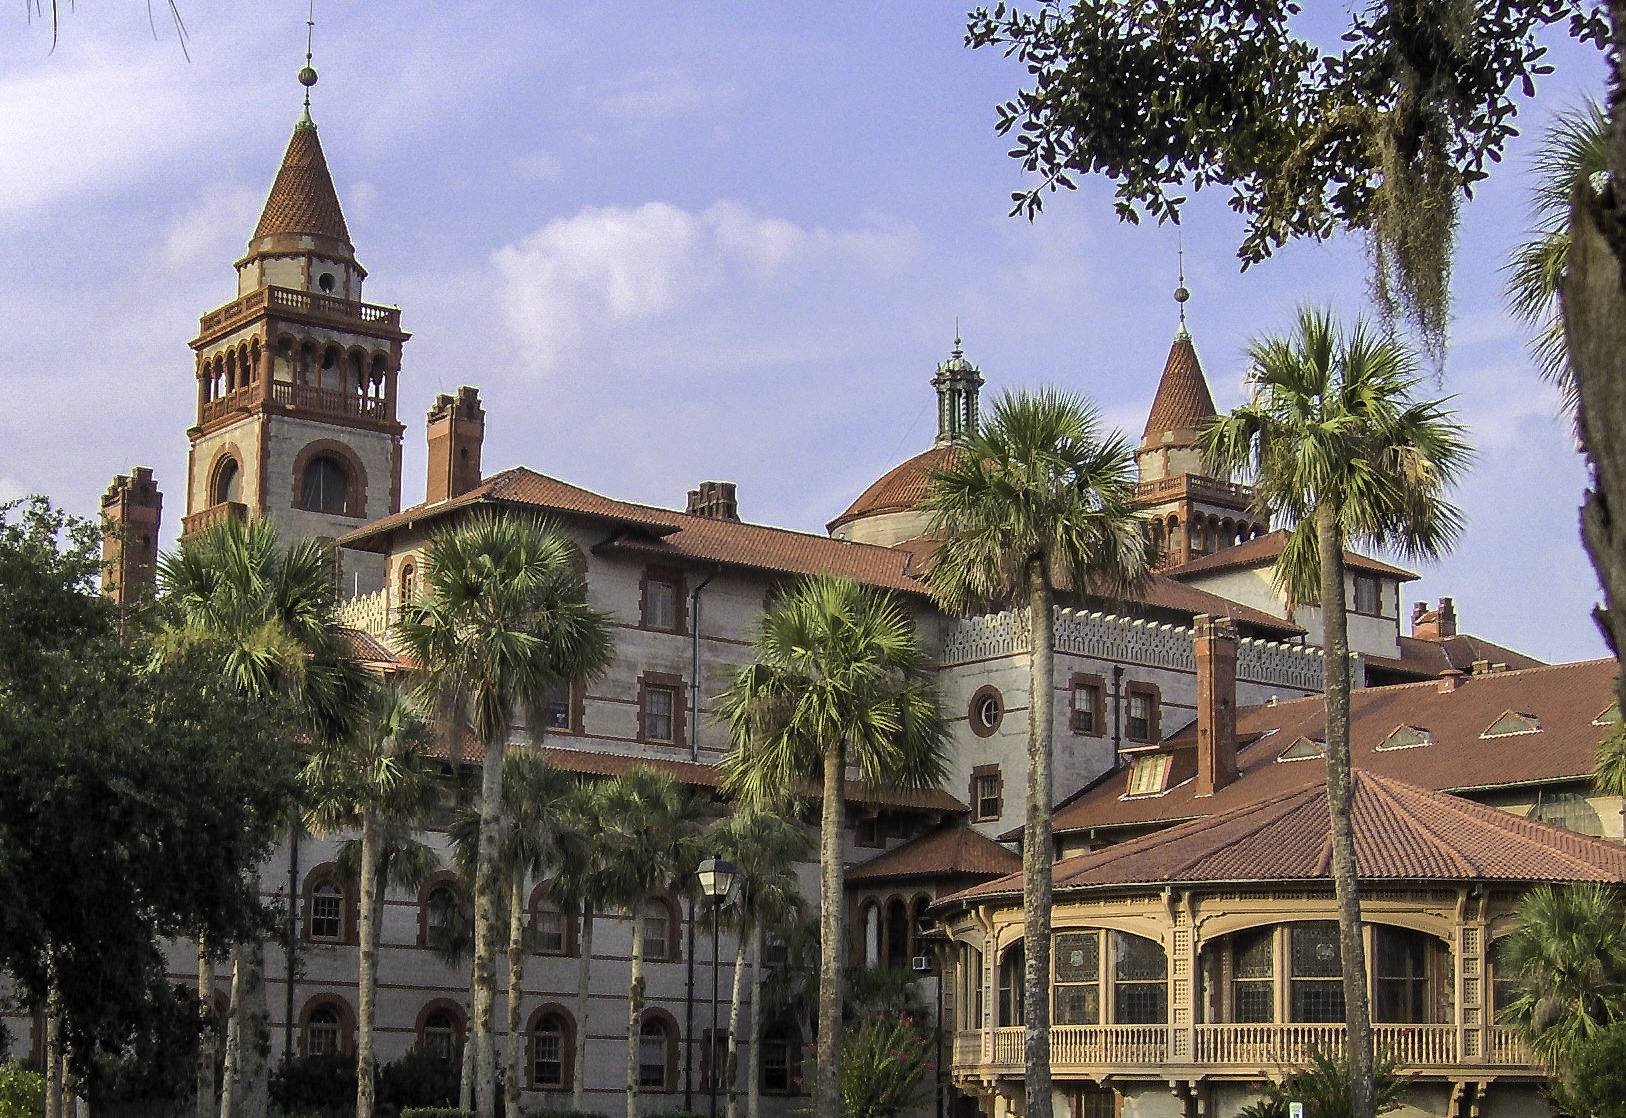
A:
<box><xmin>1139</xmin><ymin>332</ymin><xmax>1217</xmax><ymax>450</ymax></box>
<box><xmin>250</xmin><ymin>118</ymin><xmax>352</xmax><ymax>252</ymax></box>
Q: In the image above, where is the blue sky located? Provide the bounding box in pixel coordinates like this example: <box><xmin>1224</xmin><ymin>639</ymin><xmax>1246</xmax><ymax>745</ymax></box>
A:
<box><xmin>0</xmin><ymin>4</ymin><xmax>1609</xmax><ymax>664</ymax></box>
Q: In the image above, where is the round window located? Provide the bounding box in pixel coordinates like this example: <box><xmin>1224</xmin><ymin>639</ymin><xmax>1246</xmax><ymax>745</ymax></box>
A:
<box><xmin>968</xmin><ymin>685</ymin><xmax>1004</xmax><ymax>738</ymax></box>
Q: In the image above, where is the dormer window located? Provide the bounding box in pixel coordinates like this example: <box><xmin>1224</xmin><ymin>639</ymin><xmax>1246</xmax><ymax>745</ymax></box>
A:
<box><xmin>1481</xmin><ymin>711</ymin><xmax>1541</xmax><ymax>739</ymax></box>
<box><xmin>1277</xmin><ymin>737</ymin><xmax>1326</xmax><ymax>762</ymax></box>
<box><xmin>1376</xmin><ymin>725</ymin><xmax>1431</xmax><ymax>751</ymax></box>
<box><xmin>1125</xmin><ymin>753</ymin><xmax>1171</xmax><ymax>797</ymax></box>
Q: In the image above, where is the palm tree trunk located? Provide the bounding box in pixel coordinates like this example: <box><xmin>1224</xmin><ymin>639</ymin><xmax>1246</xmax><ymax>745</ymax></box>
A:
<box><xmin>1317</xmin><ymin>503</ymin><xmax>1374</xmax><ymax>1118</ymax></box>
<box><xmin>815</xmin><ymin>746</ymin><xmax>846</xmax><ymax>1118</ymax></box>
<box><xmin>572</xmin><ymin>911</ymin><xmax>594</xmax><ymax>1111</ymax></box>
<box><xmin>746</xmin><ymin>944</ymin><xmax>762</xmax><ymax>1118</ymax></box>
<box><xmin>356</xmin><ymin>810</ymin><xmax>381</xmax><ymax>1118</ymax></box>
<box><xmin>458</xmin><ymin>1014</ymin><xmax>474</xmax><ymax>1113</ymax></box>
<box><xmin>505</xmin><ymin>862</ymin><xmax>527</xmax><ymax>1118</ymax></box>
<box><xmin>724</xmin><ymin>922</ymin><xmax>748</xmax><ymax>1118</ymax></box>
<box><xmin>44</xmin><ymin>1002</ymin><xmax>62</xmax><ymax>1118</ymax></box>
<box><xmin>238</xmin><ymin>942</ymin><xmax>269</xmax><ymax>1118</ymax></box>
<box><xmin>473</xmin><ymin>736</ymin><xmax>504</xmax><ymax>1118</ymax></box>
<box><xmin>1022</xmin><ymin>573</ymin><xmax>1055</xmax><ymax>1118</ymax></box>
<box><xmin>625</xmin><ymin>914</ymin><xmax>647</xmax><ymax>1118</ymax></box>
<box><xmin>219</xmin><ymin>948</ymin><xmax>242</xmax><ymax>1118</ymax></box>
<box><xmin>197</xmin><ymin>937</ymin><xmax>215</xmax><ymax>1118</ymax></box>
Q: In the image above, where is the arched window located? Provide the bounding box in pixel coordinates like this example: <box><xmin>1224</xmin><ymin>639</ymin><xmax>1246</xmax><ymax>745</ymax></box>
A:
<box><xmin>300</xmin><ymin>998</ymin><xmax>352</xmax><ymax>1056</ymax></box>
<box><xmin>420</xmin><ymin>880</ymin><xmax>472</xmax><ymax>951</ymax></box>
<box><xmin>530</xmin><ymin>1011</ymin><xmax>572</xmax><ymax>1090</ymax></box>
<box><xmin>885</xmin><ymin>898</ymin><xmax>910</xmax><ymax>969</ymax></box>
<box><xmin>398</xmin><ymin>560</ymin><xmax>416</xmax><ymax>606</ymax></box>
<box><xmin>300</xmin><ymin>455</ymin><xmax>350</xmax><ymax>515</ymax></box>
<box><xmin>534</xmin><ymin>892</ymin><xmax>571</xmax><ymax>956</ymax></box>
<box><xmin>421</xmin><ymin>1008</ymin><xmax>460</xmax><ymax>1061</ymax></box>
<box><xmin>211</xmin><ymin>457</ymin><xmax>241</xmax><ymax>506</ymax></box>
<box><xmin>641</xmin><ymin>897</ymin><xmax>677</xmax><ymax>962</ymax></box>
<box><xmin>638</xmin><ymin>1016</ymin><xmax>673</xmax><ymax>1091</ymax></box>
<box><xmin>1052</xmin><ymin>929</ymin><xmax>1168</xmax><ymax>1025</ymax></box>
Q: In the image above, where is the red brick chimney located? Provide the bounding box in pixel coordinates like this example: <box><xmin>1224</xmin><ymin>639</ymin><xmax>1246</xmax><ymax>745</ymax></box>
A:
<box><xmin>1411</xmin><ymin>596</ymin><xmax>1457</xmax><ymax>640</ymax></box>
<box><xmin>425</xmin><ymin>386</ymin><xmax>484</xmax><ymax>503</ymax></box>
<box><xmin>1194</xmin><ymin>613</ymin><xmax>1239</xmax><ymax>796</ymax></box>
<box><xmin>100</xmin><ymin>466</ymin><xmax>162</xmax><ymax>608</ymax></box>
<box><xmin>686</xmin><ymin>481</ymin><xmax>740</xmax><ymax>521</ymax></box>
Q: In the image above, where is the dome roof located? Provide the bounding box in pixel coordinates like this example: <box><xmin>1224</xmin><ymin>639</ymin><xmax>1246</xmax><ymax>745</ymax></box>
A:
<box><xmin>827</xmin><ymin>444</ymin><xmax>963</xmax><ymax>536</ymax></box>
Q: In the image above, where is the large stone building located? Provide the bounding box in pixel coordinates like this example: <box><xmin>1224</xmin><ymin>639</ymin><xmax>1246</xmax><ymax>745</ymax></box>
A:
<box><xmin>57</xmin><ymin>79</ymin><xmax>1622</xmax><ymax>1118</ymax></box>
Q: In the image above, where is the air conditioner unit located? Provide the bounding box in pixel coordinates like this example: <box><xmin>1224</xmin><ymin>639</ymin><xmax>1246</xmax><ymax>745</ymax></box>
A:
<box><xmin>911</xmin><ymin>955</ymin><xmax>933</xmax><ymax>973</ymax></box>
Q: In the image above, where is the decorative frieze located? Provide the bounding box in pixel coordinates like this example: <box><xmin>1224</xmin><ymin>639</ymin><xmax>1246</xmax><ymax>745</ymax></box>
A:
<box><xmin>940</xmin><ymin>606</ymin><xmax>1328</xmax><ymax>695</ymax></box>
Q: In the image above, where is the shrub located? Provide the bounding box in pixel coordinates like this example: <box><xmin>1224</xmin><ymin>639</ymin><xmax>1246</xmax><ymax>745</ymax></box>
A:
<box><xmin>1551</xmin><ymin>1021</ymin><xmax>1626</xmax><ymax>1118</ymax></box>
<box><xmin>838</xmin><ymin>1014</ymin><xmax>934</xmax><ymax>1118</ymax></box>
<box><xmin>522</xmin><ymin>1110</ymin><xmax>608</xmax><ymax>1118</ymax></box>
<box><xmin>1253</xmin><ymin>1048</ymin><xmax>1406</xmax><ymax>1118</ymax></box>
<box><xmin>0</xmin><ymin>1063</ymin><xmax>45</xmax><ymax>1118</ymax></box>
<box><xmin>378</xmin><ymin>1051</ymin><xmax>460</xmax><ymax>1113</ymax></box>
<box><xmin>270</xmin><ymin>1052</ymin><xmax>356</xmax><ymax>1118</ymax></box>
<box><xmin>400</xmin><ymin>1109</ymin><xmax>473</xmax><ymax>1118</ymax></box>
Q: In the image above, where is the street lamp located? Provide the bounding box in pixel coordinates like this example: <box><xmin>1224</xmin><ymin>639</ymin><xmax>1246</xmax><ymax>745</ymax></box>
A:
<box><xmin>697</xmin><ymin>856</ymin><xmax>737</xmax><ymax>1118</ymax></box>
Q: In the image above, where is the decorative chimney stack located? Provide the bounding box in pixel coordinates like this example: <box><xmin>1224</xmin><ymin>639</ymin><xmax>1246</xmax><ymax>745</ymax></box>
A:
<box><xmin>425</xmin><ymin>386</ymin><xmax>484</xmax><ymax>503</ymax></box>
<box><xmin>1194</xmin><ymin>613</ymin><xmax>1239</xmax><ymax>796</ymax></box>
<box><xmin>686</xmin><ymin>481</ymin><xmax>740</xmax><ymax>522</ymax></box>
<box><xmin>1411</xmin><ymin>597</ymin><xmax>1458</xmax><ymax>640</ymax></box>
<box><xmin>101</xmin><ymin>467</ymin><xmax>163</xmax><ymax>608</ymax></box>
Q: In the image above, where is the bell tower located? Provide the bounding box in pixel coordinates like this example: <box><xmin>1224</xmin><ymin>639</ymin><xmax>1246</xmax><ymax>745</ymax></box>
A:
<box><xmin>182</xmin><ymin>68</ymin><xmax>405</xmax><ymax>594</ymax></box>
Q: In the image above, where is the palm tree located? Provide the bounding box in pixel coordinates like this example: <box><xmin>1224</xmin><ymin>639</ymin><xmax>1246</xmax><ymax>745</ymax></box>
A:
<box><xmin>303</xmin><ymin>687</ymin><xmax>443</xmax><ymax>1118</ymax></box>
<box><xmin>396</xmin><ymin>512</ymin><xmax>613</xmax><ymax>1118</ymax></box>
<box><xmin>1499</xmin><ymin>883</ymin><xmax>1626</xmax><ymax>1068</ymax></box>
<box><xmin>920</xmin><ymin>388</ymin><xmax>1147</xmax><ymax>1118</ymax></box>
<box><xmin>1200</xmin><ymin>308</ymin><xmax>1471</xmax><ymax>1118</ymax></box>
<box><xmin>595</xmin><ymin>768</ymin><xmax>704</xmax><ymax>1118</ymax></box>
<box><xmin>709</xmin><ymin>808</ymin><xmax>813</xmax><ymax>1118</ymax></box>
<box><xmin>718</xmin><ymin>574</ymin><xmax>949</xmax><ymax>1118</ymax></box>
<box><xmin>153</xmin><ymin>515</ymin><xmax>368</xmax><ymax>1118</ymax></box>
<box><xmin>1504</xmin><ymin>99</ymin><xmax>1608</xmax><ymax>401</ymax></box>
<box><xmin>548</xmin><ymin>779</ymin><xmax>615</xmax><ymax>1112</ymax></box>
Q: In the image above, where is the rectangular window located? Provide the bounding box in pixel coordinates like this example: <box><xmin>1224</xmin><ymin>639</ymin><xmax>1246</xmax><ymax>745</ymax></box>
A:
<box><xmin>1289</xmin><ymin>922</ymin><xmax>1346</xmax><ymax>1023</ymax></box>
<box><xmin>541</xmin><ymin>679</ymin><xmax>573</xmax><ymax>732</ymax></box>
<box><xmin>311</xmin><ymin>887</ymin><xmax>343</xmax><ymax>941</ymax></box>
<box><xmin>644</xmin><ymin>685</ymin><xmax>676</xmax><ymax>742</ymax></box>
<box><xmin>535</xmin><ymin>907</ymin><xmax>566</xmax><ymax>955</ymax></box>
<box><xmin>1232</xmin><ymin>926</ymin><xmax>1275</xmax><ymax>1023</ymax></box>
<box><xmin>1125</xmin><ymin>754</ymin><xmax>1170</xmax><ymax>797</ymax></box>
<box><xmin>1126</xmin><ymin>686</ymin><xmax>1158</xmax><ymax>743</ymax></box>
<box><xmin>971</xmin><ymin>765</ymin><xmax>1003</xmax><ymax>822</ymax></box>
<box><xmin>1078</xmin><ymin>1087</ymin><xmax>1116</xmax><ymax>1118</ymax></box>
<box><xmin>641</xmin><ymin>903</ymin><xmax>669</xmax><ymax>960</ymax></box>
<box><xmin>762</xmin><ymin>1033</ymin><xmax>790</xmax><ymax>1092</ymax></box>
<box><xmin>854</xmin><ymin>816</ymin><xmax>882</xmax><ymax>848</ymax></box>
<box><xmin>638</xmin><ymin>1033</ymin><xmax>665</xmax><ymax>1089</ymax></box>
<box><xmin>642</xmin><ymin>568</ymin><xmax>684</xmax><ymax>631</ymax></box>
<box><xmin>1054</xmin><ymin>931</ymin><xmax>1100</xmax><ymax>1025</ymax></box>
<box><xmin>534</xmin><ymin>1032</ymin><xmax>562</xmax><ymax>1087</ymax></box>
<box><xmin>1112</xmin><ymin>933</ymin><xmax>1168</xmax><ymax>1024</ymax></box>
<box><xmin>1070</xmin><ymin>677</ymin><xmax>1104</xmax><ymax>736</ymax></box>
<box><xmin>1353</xmin><ymin>574</ymin><xmax>1383</xmax><ymax>616</ymax></box>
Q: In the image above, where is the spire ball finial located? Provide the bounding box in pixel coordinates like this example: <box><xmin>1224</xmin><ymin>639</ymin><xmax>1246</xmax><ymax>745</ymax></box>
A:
<box><xmin>298</xmin><ymin>65</ymin><xmax>318</xmax><ymax>87</ymax></box>
<box><xmin>1174</xmin><ymin>285</ymin><xmax>1189</xmax><ymax>304</ymax></box>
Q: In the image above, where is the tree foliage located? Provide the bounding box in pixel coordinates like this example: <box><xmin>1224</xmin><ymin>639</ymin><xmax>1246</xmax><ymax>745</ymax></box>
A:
<box><xmin>1498</xmin><ymin>882</ymin><xmax>1626</xmax><ymax>1069</ymax></box>
<box><xmin>966</xmin><ymin>0</ymin><xmax>1608</xmax><ymax>359</ymax></box>
<box><xmin>0</xmin><ymin>498</ymin><xmax>300</xmax><ymax>1072</ymax></box>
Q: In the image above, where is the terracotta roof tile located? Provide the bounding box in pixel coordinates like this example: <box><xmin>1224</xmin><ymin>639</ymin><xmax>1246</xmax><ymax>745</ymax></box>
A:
<box><xmin>340</xmin><ymin>467</ymin><xmax>926</xmax><ymax>595</ymax></box>
<box><xmin>335</xmin><ymin>626</ymin><xmax>408</xmax><ymax>668</ymax></box>
<box><xmin>827</xmin><ymin>445</ymin><xmax>964</xmax><ymax>533</ymax></box>
<box><xmin>253</xmin><ymin>123</ymin><xmax>351</xmax><ymax>245</ymax></box>
<box><xmin>1140</xmin><ymin>334</ymin><xmax>1217</xmax><ymax>447</ymax></box>
<box><xmin>1165</xmin><ymin>529</ymin><xmax>1418</xmax><ymax>581</ymax></box>
<box><xmin>956</xmin><ymin>771</ymin><xmax>1626</xmax><ymax>905</ymax></box>
<box><xmin>1051</xmin><ymin>658</ymin><xmax>1618</xmax><ymax>837</ymax></box>
<box><xmin>846</xmin><ymin>824</ymin><xmax>1020</xmax><ymax>883</ymax></box>
<box><xmin>1366</xmin><ymin>634</ymin><xmax>1545</xmax><ymax>680</ymax></box>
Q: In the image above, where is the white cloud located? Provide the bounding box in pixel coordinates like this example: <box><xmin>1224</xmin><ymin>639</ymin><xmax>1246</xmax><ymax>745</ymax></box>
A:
<box><xmin>154</xmin><ymin>186</ymin><xmax>262</xmax><ymax>273</ymax></box>
<box><xmin>490</xmin><ymin>201</ymin><xmax>917</xmax><ymax>375</ymax></box>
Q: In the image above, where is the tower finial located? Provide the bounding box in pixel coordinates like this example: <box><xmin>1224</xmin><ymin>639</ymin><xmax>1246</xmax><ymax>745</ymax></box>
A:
<box><xmin>297</xmin><ymin>0</ymin><xmax>319</xmax><ymax>126</ymax></box>
<box><xmin>1173</xmin><ymin>228</ymin><xmax>1190</xmax><ymax>338</ymax></box>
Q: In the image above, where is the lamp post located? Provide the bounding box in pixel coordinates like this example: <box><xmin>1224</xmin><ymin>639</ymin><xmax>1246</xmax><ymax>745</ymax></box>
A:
<box><xmin>697</xmin><ymin>856</ymin><xmax>737</xmax><ymax>1118</ymax></box>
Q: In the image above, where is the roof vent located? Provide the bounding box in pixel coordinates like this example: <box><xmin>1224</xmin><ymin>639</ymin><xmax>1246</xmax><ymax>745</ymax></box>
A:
<box><xmin>1437</xmin><ymin>668</ymin><xmax>1465</xmax><ymax>694</ymax></box>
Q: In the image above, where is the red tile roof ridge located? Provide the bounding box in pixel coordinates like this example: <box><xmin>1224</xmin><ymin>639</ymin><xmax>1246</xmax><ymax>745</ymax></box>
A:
<box><xmin>846</xmin><ymin>824</ymin><xmax>1020</xmax><ymax>883</ymax></box>
<box><xmin>1164</xmin><ymin>529</ymin><xmax>1418</xmax><ymax>581</ymax></box>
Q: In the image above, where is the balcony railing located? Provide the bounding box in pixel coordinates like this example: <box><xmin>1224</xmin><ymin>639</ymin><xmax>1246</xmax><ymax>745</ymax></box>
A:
<box><xmin>181</xmin><ymin>501</ymin><xmax>246</xmax><ymax>539</ymax></box>
<box><xmin>196</xmin><ymin>286</ymin><xmax>402</xmax><ymax>338</ymax></box>
<box><xmin>1132</xmin><ymin>473</ymin><xmax>1255</xmax><ymax>508</ymax></box>
<box><xmin>956</xmin><ymin>1023</ymin><xmax>1539</xmax><ymax>1076</ymax></box>
<box><xmin>271</xmin><ymin>382</ymin><xmax>389</xmax><ymax>422</ymax></box>
<box><xmin>200</xmin><ymin>384</ymin><xmax>258</xmax><ymax>426</ymax></box>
